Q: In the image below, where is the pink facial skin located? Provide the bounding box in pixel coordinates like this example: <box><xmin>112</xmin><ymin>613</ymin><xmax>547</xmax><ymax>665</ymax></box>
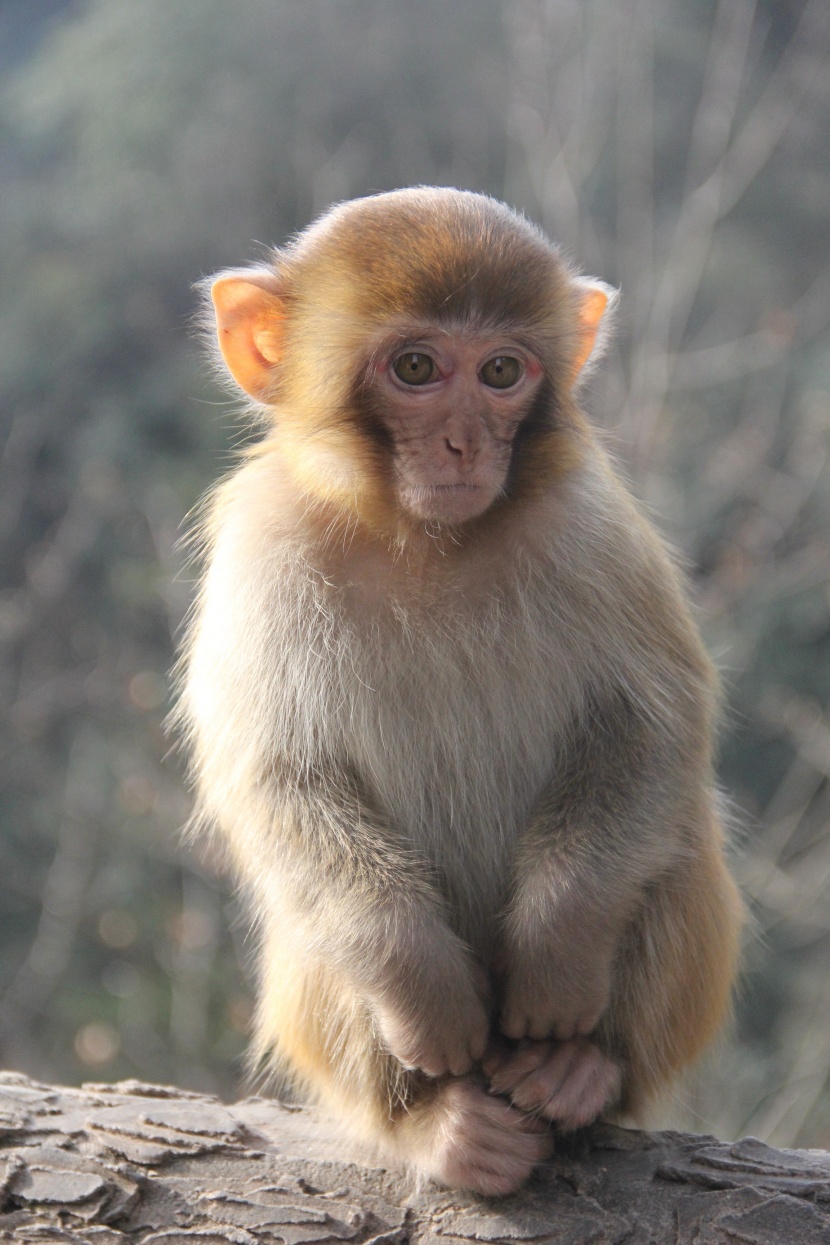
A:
<box><xmin>373</xmin><ymin>333</ymin><xmax>544</xmax><ymax>524</ymax></box>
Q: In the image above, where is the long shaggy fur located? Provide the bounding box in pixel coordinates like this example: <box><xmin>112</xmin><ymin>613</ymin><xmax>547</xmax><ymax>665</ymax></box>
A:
<box><xmin>174</xmin><ymin>188</ymin><xmax>742</xmax><ymax>1191</ymax></box>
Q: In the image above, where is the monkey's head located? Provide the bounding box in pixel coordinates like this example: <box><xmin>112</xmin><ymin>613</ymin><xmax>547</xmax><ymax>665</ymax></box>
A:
<box><xmin>208</xmin><ymin>188</ymin><xmax>615</xmax><ymax>534</ymax></box>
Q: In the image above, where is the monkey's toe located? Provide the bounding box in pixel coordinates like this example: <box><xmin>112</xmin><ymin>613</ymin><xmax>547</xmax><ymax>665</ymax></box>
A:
<box><xmin>487</xmin><ymin>1037</ymin><xmax>621</xmax><ymax>1130</ymax></box>
<box><xmin>409</xmin><ymin>1078</ymin><xmax>551</xmax><ymax>1197</ymax></box>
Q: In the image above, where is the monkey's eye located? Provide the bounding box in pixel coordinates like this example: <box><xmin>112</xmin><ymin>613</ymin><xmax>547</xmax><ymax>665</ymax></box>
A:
<box><xmin>393</xmin><ymin>352</ymin><xmax>437</xmax><ymax>386</ymax></box>
<box><xmin>480</xmin><ymin>356</ymin><xmax>522</xmax><ymax>389</ymax></box>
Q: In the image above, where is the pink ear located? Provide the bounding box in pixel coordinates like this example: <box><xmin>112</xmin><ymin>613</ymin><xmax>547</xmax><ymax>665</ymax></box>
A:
<box><xmin>571</xmin><ymin>282</ymin><xmax>612</xmax><ymax>381</ymax></box>
<box><xmin>211</xmin><ymin>275</ymin><xmax>285</xmax><ymax>399</ymax></box>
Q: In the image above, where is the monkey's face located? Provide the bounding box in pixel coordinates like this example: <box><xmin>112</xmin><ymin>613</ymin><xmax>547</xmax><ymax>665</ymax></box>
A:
<box><xmin>208</xmin><ymin>189</ymin><xmax>613</xmax><ymax>536</ymax></box>
<box><xmin>368</xmin><ymin>329</ymin><xmax>545</xmax><ymax>525</ymax></box>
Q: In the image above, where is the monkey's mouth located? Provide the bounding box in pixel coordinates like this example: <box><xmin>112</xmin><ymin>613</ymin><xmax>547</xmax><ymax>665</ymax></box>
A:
<box><xmin>432</xmin><ymin>483</ymin><xmax>481</xmax><ymax>492</ymax></box>
<box><xmin>401</xmin><ymin>481</ymin><xmax>499</xmax><ymax>524</ymax></box>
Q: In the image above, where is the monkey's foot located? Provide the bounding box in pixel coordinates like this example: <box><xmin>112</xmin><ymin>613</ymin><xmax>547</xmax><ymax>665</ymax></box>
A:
<box><xmin>484</xmin><ymin>1037</ymin><xmax>621</xmax><ymax>1130</ymax></box>
<box><xmin>404</xmin><ymin>1077</ymin><xmax>551</xmax><ymax>1196</ymax></box>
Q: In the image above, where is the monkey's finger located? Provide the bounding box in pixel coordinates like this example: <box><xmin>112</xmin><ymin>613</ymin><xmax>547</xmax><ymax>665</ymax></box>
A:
<box><xmin>500</xmin><ymin>998</ymin><xmax>560</xmax><ymax>1041</ymax></box>
<box><xmin>499</xmin><ymin>1007</ymin><xmax>532</xmax><ymax>1041</ymax></box>
<box><xmin>487</xmin><ymin>1039</ymin><xmax>553</xmax><ymax>1096</ymax></box>
<box><xmin>445</xmin><ymin>1051</ymin><xmax>476</xmax><ymax>1078</ymax></box>
<box><xmin>469</xmin><ymin>1024</ymin><xmax>489</xmax><ymax>1065</ymax></box>
<box><xmin>551</xmin><ymin>1005</ymin><xmax>603</xmax><ymax>1042</ymax></box>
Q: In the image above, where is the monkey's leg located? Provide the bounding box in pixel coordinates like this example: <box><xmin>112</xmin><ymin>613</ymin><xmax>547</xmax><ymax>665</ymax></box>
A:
<box><xmin>486</xmin><ymin>824</ymin><xmax>742</xmax><ymax>1126</ymax></box>
<box><xmin>603</xmin><ymin>822</ymin><xmax>743</xmax><ymax>1118</ymax></box>
<box><xmin>253</xmin><ymin>923</ymin><xmax>550</xmax><ymax>1195</ymax></box>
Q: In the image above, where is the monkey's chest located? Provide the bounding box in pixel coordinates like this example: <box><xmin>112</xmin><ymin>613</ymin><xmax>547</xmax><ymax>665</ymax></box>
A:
<box><xmin>319</xmin><ymin>592</ymin><xmax>581</xmax><ymax>933</ymax></box>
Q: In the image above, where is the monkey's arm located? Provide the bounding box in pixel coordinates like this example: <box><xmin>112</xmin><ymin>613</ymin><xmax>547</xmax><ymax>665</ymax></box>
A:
<box><xmin>239</xmin><ymin>768</ymin><xmax>491</xmax><ymax>1078</ymax></box>
<box><xmin>498</xmin><ymin>685</ymin><xmax>709</xmax><ymax>1043</ymax></box>
<box><xmin>182</xmin><ymin>479</ymin><xmax>489</xmax><ymax>1080</ymax></box>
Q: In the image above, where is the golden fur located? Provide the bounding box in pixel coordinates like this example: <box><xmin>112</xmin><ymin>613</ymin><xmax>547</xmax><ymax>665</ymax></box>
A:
<box><xmin>175</xmin><ymin>188</ymin><xmax>742</xmax><ymax>1194</ymax></box>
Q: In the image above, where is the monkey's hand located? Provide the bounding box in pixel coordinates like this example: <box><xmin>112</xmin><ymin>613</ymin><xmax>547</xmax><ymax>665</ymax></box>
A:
<box><xmin>496</xmin><ymin>891</ymin><xmax>618</xmax><ymax>1042</ymax></box>
<box><xmin>498</xmin><ymin>946</ymin><xmax>613</xmax><ymax>1042</ymax></box>
<box><xmin>369</xmin><ymin>944</ymin><xmax>491</xmax><ymax>1077</ymax></box>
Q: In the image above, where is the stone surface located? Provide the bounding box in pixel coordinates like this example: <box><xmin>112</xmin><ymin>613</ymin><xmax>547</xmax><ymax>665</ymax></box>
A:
<box><xmin>0</xmin><ymin>1072</ymin><xmax>828</xmax><ymax>1243</ymax></box>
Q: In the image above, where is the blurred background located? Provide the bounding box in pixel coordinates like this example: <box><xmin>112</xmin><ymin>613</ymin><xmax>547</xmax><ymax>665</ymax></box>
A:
<box><xmin>1</xmin><ymin>0</ymin><xmax>829</xmax><ymax>1148</ymax></box>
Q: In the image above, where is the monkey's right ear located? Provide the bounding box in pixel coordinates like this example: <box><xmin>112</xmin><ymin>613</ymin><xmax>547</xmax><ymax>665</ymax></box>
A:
<box><xmin>211</xmin><ymin>272</ymin><xmax>286</xmax><ymax>399</ymax></box>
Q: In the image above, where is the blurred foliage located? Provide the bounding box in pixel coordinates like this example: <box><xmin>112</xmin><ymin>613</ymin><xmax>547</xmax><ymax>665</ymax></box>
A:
<box><xmin>1</xmin><ymin>0</ymin><xmax>829</xmax><ymax>1145</ymax></box>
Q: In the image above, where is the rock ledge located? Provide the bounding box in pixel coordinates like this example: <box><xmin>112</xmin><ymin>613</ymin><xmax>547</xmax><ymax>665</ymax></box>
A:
<box><xmin>0</xmin><ymin>1072</ymin><xmax>828</xmax><ymax>1243</ymax></box>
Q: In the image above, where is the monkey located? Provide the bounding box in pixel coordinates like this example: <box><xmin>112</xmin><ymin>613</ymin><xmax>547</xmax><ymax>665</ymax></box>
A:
<box><xmin>175</xmin><ymin>187</ymin><xmax>742</xmax><ymax>1197</ymax></box>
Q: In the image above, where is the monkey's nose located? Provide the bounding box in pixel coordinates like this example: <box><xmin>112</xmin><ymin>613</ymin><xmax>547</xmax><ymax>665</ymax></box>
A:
<box><xmin>443</xmin><ymin>433</ymin><xmax>478</xmax><ymax>467</ymax></box>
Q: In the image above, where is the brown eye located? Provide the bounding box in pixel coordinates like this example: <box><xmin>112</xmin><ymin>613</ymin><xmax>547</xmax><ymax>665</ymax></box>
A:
<box><xmin>480</xmin><ymin>356</ymin><xmax>521</xmax><ymax>389</ymax></box>
<box><xmin>393</xmin><ymin>352</ymin><xmax>436</xmax><ymax>386</ymax></box>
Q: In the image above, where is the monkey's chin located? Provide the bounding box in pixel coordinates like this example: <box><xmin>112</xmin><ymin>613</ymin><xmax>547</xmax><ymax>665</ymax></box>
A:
<box><xmin>401</xmin><ymin>483</ymin><xmax>499</xmax><ymax>526</ymax></box>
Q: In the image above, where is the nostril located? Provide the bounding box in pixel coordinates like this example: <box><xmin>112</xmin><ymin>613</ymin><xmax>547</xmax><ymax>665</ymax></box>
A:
<box><xmin>445</xmin><ymin>437</ymin><xmax>464</xmax><ymax>457</ymax></box>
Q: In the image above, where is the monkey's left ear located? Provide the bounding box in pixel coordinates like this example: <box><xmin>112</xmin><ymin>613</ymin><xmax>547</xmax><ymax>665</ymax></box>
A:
<box><xmin>210</xmin><ymin>270</ymin><xmax>286</xmax><ymax>400</ymax></box>
<box><xmin>570</xmin><ymin>279</ymin><xmax>618</xmax><ymax>384</ymax></box>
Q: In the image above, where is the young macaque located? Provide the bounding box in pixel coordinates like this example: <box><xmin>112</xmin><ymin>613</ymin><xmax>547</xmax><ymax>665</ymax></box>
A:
<box><xmin>177</xmin><ymin>187</ymin><xmax>742</xmax><ymax>1196</ymax></box>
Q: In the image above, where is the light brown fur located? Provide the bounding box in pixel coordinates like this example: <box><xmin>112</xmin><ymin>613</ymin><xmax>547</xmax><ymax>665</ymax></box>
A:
<box><xmin>176</xmin><ymin>188</ymin><xmax>742</xmax><ymax>1195</ymax></box>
